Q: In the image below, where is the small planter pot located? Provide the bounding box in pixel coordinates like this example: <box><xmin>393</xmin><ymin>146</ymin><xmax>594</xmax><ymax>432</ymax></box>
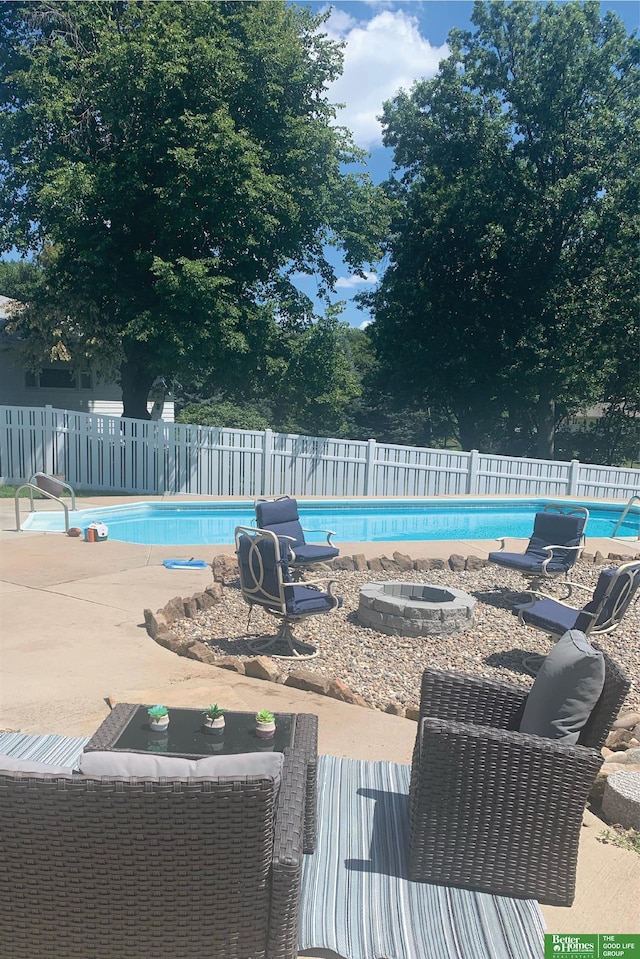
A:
<box><xmin>203</xmin><ymin>716</ymin><xmax>225</xmax><ymax>734</ymax></box>
<box><xmin>149</xmin><ymin>715</ymin><xmax>169</xmax><ymax>732</ymax></box>
<box><xmin>255</xmin><ymin>720</ymin><xmax>276</xmax><ymax>740</ymax></box>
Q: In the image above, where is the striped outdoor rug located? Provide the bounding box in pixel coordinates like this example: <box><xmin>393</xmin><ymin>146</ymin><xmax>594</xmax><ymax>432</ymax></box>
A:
<box><xmin>299</xmin><ymin>756</ymin><xmax>545</xmax><ymax>959</ymax></box>
<box><xmin>0</xmin><ymin>731</ymin><xmax>89</xmax><ymax>766</ymax></box>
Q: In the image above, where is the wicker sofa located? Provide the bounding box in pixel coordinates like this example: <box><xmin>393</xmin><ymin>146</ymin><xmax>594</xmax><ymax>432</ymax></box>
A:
<box><xmin>408</xmin><ymin>650</ymin><xmax>630</xmax><ymax>907</ymax></box>
<box><xmin>0</xmin><ymin>744</ymin><xmax>308</xmax><ymax>959</ymax></box>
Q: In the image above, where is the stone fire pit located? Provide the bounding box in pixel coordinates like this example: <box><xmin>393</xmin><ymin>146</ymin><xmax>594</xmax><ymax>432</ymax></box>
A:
<box><xmin>357</xmin><ymin>581</ymin><xmax>476</xmax><ymax>637</ymax></box>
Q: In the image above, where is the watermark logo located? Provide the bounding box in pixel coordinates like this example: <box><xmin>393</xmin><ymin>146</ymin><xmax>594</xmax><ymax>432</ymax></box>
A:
<box><xmin>544</xmin><ymin>935</ymin><xmax>639</xmax><ymax>959</ymax></box>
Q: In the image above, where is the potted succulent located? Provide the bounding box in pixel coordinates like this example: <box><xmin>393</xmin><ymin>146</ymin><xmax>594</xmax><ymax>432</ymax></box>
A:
<box><xmin>255</xmin><ymin>709</ymin><xmax>276</xmax><ymax>739</ymax></box>
<box><xmin>203</xmin><ymin>703</ymin><xmax>225</xmax><ymax>733</ymax></box>
<box><xmin>147</xmin><ymin>704</ymin><xmax>170</xmax><ymax>732</ymax></box>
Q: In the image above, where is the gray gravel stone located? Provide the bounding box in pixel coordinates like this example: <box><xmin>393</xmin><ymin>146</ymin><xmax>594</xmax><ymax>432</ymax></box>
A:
<box><xmin>170</xmin><ymin>560</ymin><xmax>639</xmax><ymax>714</ymax></box>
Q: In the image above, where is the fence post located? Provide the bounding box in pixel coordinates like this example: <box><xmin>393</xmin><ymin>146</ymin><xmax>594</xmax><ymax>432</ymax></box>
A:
<box><xmin>262</xmin><ymin>429</ymin><xmax>273</xmax><ymax>497</ymax></box>
<box><xmin>157</xmin><ymin>421</ymin><xmax>165</xmax><ymax>495</ymax></box>
<box><xmin>568</xmin><ymin>459</ymin><xmax>580</xmax><ymax>497</ymax></box>
<box><xmin>365</xmin><ymin>438</ymin><xmax>377</xmax><ymax>496</ymax></box>
<box><xmin>467</xmin><ymin>449</ymin><xmax>479</xmax><ymax>494</ymax></box>
<box><xmin>44</xmin><ymin>405</ymin><xmax>55</xmax><ymax>477</ymax></box>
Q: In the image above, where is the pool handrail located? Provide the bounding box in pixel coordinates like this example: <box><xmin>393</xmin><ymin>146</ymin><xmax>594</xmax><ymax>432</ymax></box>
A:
<box><xmin>611</xmin><ymin>494</ymin><xmax>640</xmax><ymax>539</ymax></box>
<box><xmin>15</xmin><ymin>473</ymin><xmax>76</xmax><ymax>533</ymax></box>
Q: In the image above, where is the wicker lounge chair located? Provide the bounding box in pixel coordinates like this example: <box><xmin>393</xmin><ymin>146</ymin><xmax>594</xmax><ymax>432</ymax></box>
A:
<box><xmin>0</xmin><ymin>745</ymin><xmax>308</xmax><ymax>959</ymax></box>
<box><xmin>408</xmin><ymin>653</ymin><xmax>630</xmax><ymax>906</ymax></box>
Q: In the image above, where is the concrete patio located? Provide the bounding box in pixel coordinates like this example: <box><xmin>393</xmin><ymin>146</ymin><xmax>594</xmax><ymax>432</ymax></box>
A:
<box><xmin>1</xmin><ymin>494</ymin><xmax>638</xmax><ymax>944</ymax></box>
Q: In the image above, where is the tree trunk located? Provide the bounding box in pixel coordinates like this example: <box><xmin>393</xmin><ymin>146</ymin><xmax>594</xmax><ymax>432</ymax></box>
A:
<box><xmin>536</xmin><ymin>389</ymin><xmax>556</xmax><ymax>459</ymax></box>
<box><xmin>119</xmin><ymin>360</ymin><xmax>155</xmax><ymax>420</ymax></box>
<box><xmin>456</xmin><ymin>410</ymin><xmax>479</xmax><ymax>452</ymax></box>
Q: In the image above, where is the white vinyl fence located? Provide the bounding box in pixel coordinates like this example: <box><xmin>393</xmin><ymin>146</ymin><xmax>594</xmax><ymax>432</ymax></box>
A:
<box><xmin>1</xmin><ymin>404</ymin><xmax>639</xmax><ymax>501</ymax></box>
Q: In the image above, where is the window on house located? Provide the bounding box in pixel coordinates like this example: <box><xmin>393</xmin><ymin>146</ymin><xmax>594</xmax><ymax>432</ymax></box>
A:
<box><xmin>25</xmin><ymin>369</ymin><xmax>93</xmax><ymax>390</ymax></box>
<box><xmin>38</xmin><ymin>369</ymin><xmax>77</xmax><ymax>389</ymax></box>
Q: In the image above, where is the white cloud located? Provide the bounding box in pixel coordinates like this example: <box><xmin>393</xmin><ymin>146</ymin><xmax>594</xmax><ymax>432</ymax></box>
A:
<box><xmin>335</xmin><ymin>270</ymin><xmax>378</xmax><ymax>289</ymax></box>
<box><xmin>363</xmin><ymin>0</ymin><xmax>397</xmax><ymax>8</ymax></box>
<box><xmin>322</xmin><ymin>7</ymin><xmax>357</xmax><ymax>37</ymax></box>
<box><xmin>359</xmin><ymin>318</ymin><xmax>373</xmax><ymax>329</ymax></box>
<box><xmin>324</xmin><ymin>8</ymin><xmax>448</xmax><ymax>149</ymax></box>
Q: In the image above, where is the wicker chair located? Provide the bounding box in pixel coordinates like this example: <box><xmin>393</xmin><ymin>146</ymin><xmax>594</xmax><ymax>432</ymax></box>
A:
<box><xmin>0</xmin><ymin>746</ymin><xmax>307</xmax><ymax>959</ymax></box>
<box><xmin>408</xmin><ymin>654</ymin><xmax>630</xmax><ymax>906</ymax></box>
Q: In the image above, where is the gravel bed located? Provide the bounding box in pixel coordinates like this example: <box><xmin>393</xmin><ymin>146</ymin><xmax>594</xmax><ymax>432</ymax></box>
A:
<box><xmin>172</xmin><ymin>561</ymin><xmax>639</xmax><ymax>714</ymax></box>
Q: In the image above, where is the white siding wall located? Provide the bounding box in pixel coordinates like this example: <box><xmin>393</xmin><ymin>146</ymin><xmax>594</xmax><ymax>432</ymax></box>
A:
<box><xmin>89</xmin><ymin>399</ymin><xmax>175</xmax><ymax>421</ymax></box>
<box><xmin>0</xmin><ymin>346</ymin><xmax>173</xmax><ymax>422</ymax></box>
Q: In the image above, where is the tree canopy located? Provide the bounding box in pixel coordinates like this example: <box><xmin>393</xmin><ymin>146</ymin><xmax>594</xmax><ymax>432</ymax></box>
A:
<box><xmin>0</xmin><ymin>0</ymin><xmax>388</xmax><ymax>417</ymax></box>
<box><xmin>175</xmin><ymin>308</ymin><xmax>367</xmax><ymax>438</ymax></box>
<box><xmin>365</xmin><ymin>0</ymin><xmax>639</xmax><ymax>457</ymax></box>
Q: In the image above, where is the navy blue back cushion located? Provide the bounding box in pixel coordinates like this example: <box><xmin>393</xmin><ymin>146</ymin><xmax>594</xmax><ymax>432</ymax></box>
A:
<box><xmin>526</xmin><ymin>511</ymin><xmax>585</xmax><ymax>570</ymax></box>
<box><xmin>237</xmin><ymin>534</ymin><xmax>282</xmax><ymax>608</ymax></box>
<box><xmin>579</xmin><ymin>565</ymin><xmax>640</xmax><ymax>630</ymax></box>
<box><xmin>528</xmin><ymin>511</ymin><xmax>584</xmax><ymax>550</ymax></box>
<box><xmin>255</xmin><ymin>499</ymin><xmax>305</xmax><ymax>548</ymax></box>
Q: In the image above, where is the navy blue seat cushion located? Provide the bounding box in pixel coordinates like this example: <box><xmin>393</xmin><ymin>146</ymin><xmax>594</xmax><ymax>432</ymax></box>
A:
<box><xmin>291</xmin><ymin>543</ymin><xmax>339</xmax><ymax>563</ymax></box>
<box><xmin>238</xmin><ymin>531</ymin><xmax>341</xmax><ymax>621</ymax></box>
<box><xmin>516</xmin><ymin>597</ymin><xmax>580</xmax><ymax>635</ymax></box>
<box><xmin>519</xmin><ymin>629</ymin><xmax>605</xmax><ymax>744</ymax></box>
<box><xmin>286</xmin><ymin>585</ymin><xmax>342</xmax><ymax>617</ymax></box>
<box><xmin>488</xmin><ymin>550</ymin><xmax>569</xmax><ymax>573</ymax></box>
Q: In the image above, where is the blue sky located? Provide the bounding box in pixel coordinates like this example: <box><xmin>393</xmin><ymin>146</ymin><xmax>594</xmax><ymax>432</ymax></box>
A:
<box><xmin>293</xmin><ymin>0</ymin><xmax>640</xmax><ymax>327</ymax></box>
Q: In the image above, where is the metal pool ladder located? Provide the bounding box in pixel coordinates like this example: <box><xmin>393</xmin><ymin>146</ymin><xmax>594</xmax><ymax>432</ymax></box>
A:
<box><xmin>611</xmin><ymin>494</ymin><xmax>640</xmax><ymax>539</ymax></box>
<box><xmin>14</xmin><ymin>472</ymin><xmax>76</xmax><ymax>533</ymax></box>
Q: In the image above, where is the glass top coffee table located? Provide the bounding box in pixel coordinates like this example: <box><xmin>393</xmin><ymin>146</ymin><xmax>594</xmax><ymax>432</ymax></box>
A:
<box><xmin>84</xmin><ymin>703</ymin><xmax>319</xmax><ymax>852</ymax></box>
<box><xmin>87</xmin><ymin>703</ymin><xmax>293</xmax><ymax>757</ymax></box>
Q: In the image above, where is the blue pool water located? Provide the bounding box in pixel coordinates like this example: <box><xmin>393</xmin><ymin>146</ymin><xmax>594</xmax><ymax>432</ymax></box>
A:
<box><xmin>22</xmin><ymin>498</ymin><xmax>639</xmax><ymax>546</ymax></box>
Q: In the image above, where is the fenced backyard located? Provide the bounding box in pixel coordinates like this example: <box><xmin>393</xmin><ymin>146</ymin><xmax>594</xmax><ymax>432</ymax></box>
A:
<box><xmin>1</xmin><ymin>404</ymin><xmax>639</xmax><ymax>500</ymax></box>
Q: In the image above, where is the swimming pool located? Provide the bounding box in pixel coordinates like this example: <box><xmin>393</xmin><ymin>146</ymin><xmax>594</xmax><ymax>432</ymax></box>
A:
<box><xmin>21</xmin><ymin>497</ymin><xmax>639</xmax><ymax>545</ymax></box>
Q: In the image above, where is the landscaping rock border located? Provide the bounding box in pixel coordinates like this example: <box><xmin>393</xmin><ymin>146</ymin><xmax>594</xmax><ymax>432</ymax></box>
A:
<box><xmin>143</xmin><ymin>550</ymin><xmax>640</xmax><ymax>803</ymax></box>
<box><xmin>144</xmin><ymin>550</ymin><xmax>501</xmax><ymax>711</ymax></box>
<box><xmin>143</xmin><ymin>547</ymin><xmax>636</xmax><ymax>734</ymax></box>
